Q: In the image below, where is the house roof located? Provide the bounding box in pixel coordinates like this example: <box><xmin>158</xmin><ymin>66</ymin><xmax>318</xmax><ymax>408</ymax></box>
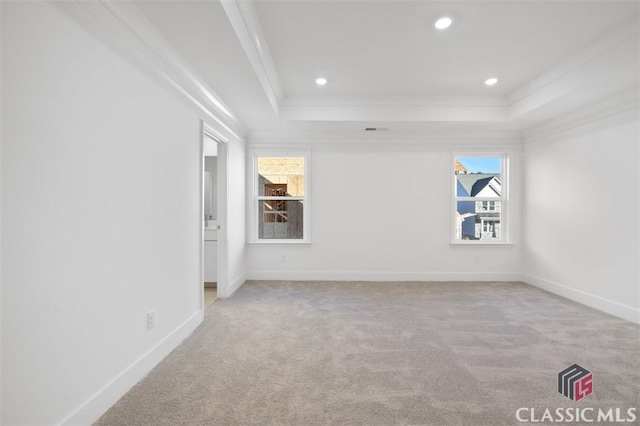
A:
<box><xmin>455</xmin><ymin>160</ymin><xmax>468</xmax><ymax>174</ymax></box>
<box><xmin>457</xmin><ymin>174</ymin><xmax>501</xmax><ymax>197</ymax></box>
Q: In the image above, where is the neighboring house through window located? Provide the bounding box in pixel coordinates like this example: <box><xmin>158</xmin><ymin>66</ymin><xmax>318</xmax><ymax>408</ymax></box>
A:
<box><xmin>263</xmin><ymin>183</ymin><xmax>288</xmax><ymax>223</ymax></box>
<box><xmin>251</xmin><ymin>151</ymin><xmax>310</xmax><ymax>242</ymax></box>
<box><xmin>453</xmin><ymin>154</ymin><xmax>508</xmax><ymax>243</ymax></box>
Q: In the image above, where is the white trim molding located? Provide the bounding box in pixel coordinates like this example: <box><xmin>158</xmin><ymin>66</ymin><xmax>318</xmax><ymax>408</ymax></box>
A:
<box><xmin>220</xmin><ymin>0</ymin><xmax>284</xmax><ymax>115</ymax></box>
<box><xmin>508</xmin><ymin>17</ymin><xmax>639</xmax><ymax>110</ymax></box>
<box><xmin>247</xmin><ymin>271</ymin><xmax>523</xmax><ymax>282</ymax></box>
<box><xmin>221</xmin><ymin>1</ymin><xmax>637</xmax><ymax>130</ymax></box>
<box><xmin>451</xmin><ymin>151</ymin><xmax>511</xmax><ymax>244</ymax></box>
<box><xmin>60</xmin><ymin>310</ymin><xmax>204</xmax><ymax>425</ymax></box>
<box><xmin>201</xmin><ymin>122</ymin><xmax>231</xmax><ymax>303</ymax></box>
<box><xmin>522</xmin><ymin>273</ymin><xmax>640</xmax><ymax>325</ymax></box>
<box><xmin>221</xmin><ymin>272</ymin><xmax>248</xmax><ymax>299</ymax></box>
<box><xmin>57</xmin><ymin>0</ymin><xmax>246</xmax><ymax>142</ymax></box>
<box><xmin>248</xmin><ymin>148</ymin><xmax>312</xmax><ymax>244</ymax></box>
<box><xmin>58</xmin><ymin>1</ymin><xmax>638</xmax><ymax>135</ymax></box>
<box><xmin>522</xmin><ymin>90</ymin><xmax>639</xmax><ymax>142</ymax></box>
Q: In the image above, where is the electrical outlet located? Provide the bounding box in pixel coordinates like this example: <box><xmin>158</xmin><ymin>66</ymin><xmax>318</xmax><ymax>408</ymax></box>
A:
<box><xmin>474</xmin><ymin>256</ymin><xmax>480</xmax><ymax>264</ymax></box>
<box><xmin>280</xmin><ymin>255</ymin><xmax>286</xmax><ymax>263</ymax></box>
<box><xmin>147</xmin><ymin>310</ymin><xmax>155</xmax><ymax>330</ymax></box>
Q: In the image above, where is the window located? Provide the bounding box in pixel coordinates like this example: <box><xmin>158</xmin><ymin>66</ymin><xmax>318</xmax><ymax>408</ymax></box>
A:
<box><xmin>453</xmin><ymin>154</ymin><xmax>508</xmax><ymax>243</ymax></box>
<box><xmin>481</xmin><ymin>201</ymin><xmax>496</xmax><ymax>211</ymax></box>
<box><xmin>251</xmin><ymin>151</ymin><xmax>310</xmax><ymax>243</ymax></box>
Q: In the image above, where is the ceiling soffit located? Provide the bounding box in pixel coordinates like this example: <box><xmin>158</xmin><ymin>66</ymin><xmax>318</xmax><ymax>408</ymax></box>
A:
<box><xmin>57</xmin><ymin>0</ymin><xmax>246</xmax><ymax>141</ymax></box>
<box><xmin>221</xmin><ymin>0</ymin><xmax>639</xmax><ymax>130</ymax></box>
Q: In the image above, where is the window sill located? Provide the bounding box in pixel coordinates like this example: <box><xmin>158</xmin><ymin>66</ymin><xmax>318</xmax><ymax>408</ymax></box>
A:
<box><xmin>450</xmin><ymin>241</ymin><xmax>515</xmax><ymax>246</ymax></box>
<box><xmin>248</xmin><ymin>239</ymin><xmax>311</xmax><ymax>245</ymax></box>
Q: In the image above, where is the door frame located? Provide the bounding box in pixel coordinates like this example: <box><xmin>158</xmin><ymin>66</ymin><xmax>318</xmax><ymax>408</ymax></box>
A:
<box><xmin>201</xmin><ymin>121</ymin><xmax>229</xmax><ymax>307</ymax></box>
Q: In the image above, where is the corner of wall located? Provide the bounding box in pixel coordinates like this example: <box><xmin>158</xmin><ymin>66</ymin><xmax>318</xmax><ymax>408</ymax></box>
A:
<box><xmin>520</xmin><ymin>97</ymin><xmax>639</xmax><ymax>325</ymax></box>
<box><xmin>223</xmin><ymin>272</ymin><xmax>247</xmax><ymax>299</ymax></box>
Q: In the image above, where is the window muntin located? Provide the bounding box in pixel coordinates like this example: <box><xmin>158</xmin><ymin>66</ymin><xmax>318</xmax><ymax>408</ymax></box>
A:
<box><xmin>453</xmin><ymin>155</ymin><xmax>508</xmax><ymax>243</ymax></box>
<box><xmin>252</xmin><ymin>153</ymin><xmax>310</xmax><ymax>242</ymax></box>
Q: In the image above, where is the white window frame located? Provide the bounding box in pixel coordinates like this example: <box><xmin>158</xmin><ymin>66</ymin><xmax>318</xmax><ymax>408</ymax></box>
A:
<box><xmin>249</xmin><ymin>149</ymin><xmax>311</xmax><ymax>244</ymax></box>
<box><xmin>451</xmin><ymin>152</ymin><xmax>510</xmax><ymax>245</ymax></box>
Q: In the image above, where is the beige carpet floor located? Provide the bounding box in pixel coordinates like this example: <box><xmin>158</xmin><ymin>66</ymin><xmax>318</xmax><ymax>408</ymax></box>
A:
<box><xmin>96</xmin><ymin>281</ymin><xmax>640</xmax><ymax>425</ymax></box>
<box><xmin>204</xmin><ymin>287</ymin><xmax>217</xmax><ymax>308</ymax></box>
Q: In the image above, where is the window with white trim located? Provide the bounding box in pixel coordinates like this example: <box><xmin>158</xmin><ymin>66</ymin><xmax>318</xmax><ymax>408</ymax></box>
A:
<box><xmin>453</xmin><ymin>154</ymin><xmax>508</xmax><ymax>243</ymax></box>
<box><xmin>251</xmin><ymin>151</ymin><xmax>310</xmax><ymax>243</ymax></box>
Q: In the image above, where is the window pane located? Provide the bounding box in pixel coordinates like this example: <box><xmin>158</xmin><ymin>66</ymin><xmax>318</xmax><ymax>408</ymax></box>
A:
<box><xmin>259</xmin><ymin>200</ymin><xmax>304</xmax><ymax>239</ymax></box>
<box><xmin>455</xmin><ymin>156</ymin><xmax>502</xmax><ymax>198</ymax></box>
<box><xmin>258</xmin><ymin>157</ymin><xmax>305</xmax><ymax>197</ymax></box>
<box><xmin>455</xmin><ymin>157</ymin><xmax>502</xmax><ymax>174</ymax></box>
<box><xmin>456</xmin><ymin>201</ymin><xmax>502</xmax><ymax>241</ymax></box>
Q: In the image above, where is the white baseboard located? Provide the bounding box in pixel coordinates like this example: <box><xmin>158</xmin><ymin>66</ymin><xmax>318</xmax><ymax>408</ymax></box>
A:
<box><xmin>246</xmin><ymin>270</ymin><xmax>523</xmax><ymax>282</ymax></box>
<box><xmin>60</xmin><ymin>310</ymin><xmax>204</xmax><ymax>425</ymax></box>
<box><xmin>522</xmin><ymin>273</ymin><xmax>640</xmax><ymax>325</ymax></box>
<box><xmin>246</xmin><ymin>271</ymin><xmax>640</xmax><ymax>324</ymax></box>
<box><xmin>53</xmin><ymin>272</ymin><xmax>638</xmax><ymax>425</ymax></box>
<box><xmin>220</xmin><ymin>272</ymin><xmax>247</xmax><ymax>298</ymax></box>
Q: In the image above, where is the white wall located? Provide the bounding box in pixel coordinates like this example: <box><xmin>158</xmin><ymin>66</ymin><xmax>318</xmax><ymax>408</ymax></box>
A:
<box><xmin>247</xmin><ymin>140</ymin><xmax>522</xmax><ymax>281</ymax></box>
<box><xmin>522</xmin><ymin>108</ymin><xmax>639</xmax><ymax>323</ymax></box>
<box><xmin>1</xmin><ymin>2</ymin><xmax>206</xmax><ymax>424</ymax></box>
<box><xmin>224</xmin><ymin>138</ymin><xmax>248</xmax><ymax>296</ymax></box>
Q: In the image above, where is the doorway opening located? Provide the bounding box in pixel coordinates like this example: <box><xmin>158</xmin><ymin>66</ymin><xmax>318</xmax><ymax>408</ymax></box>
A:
<box><xmin>201</xmin><ymin>122</ymin><xmax>228</xmax><ymax>309</ymax></box>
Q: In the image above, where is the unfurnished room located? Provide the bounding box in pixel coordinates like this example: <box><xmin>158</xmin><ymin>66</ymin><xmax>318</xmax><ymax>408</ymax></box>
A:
<box><xmin>1</xmin><ymin>1</ymin><xmax>639</xmax><ymax>425</ymax></box>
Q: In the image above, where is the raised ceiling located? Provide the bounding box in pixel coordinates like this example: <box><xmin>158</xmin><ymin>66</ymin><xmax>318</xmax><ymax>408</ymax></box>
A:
<box><xmin>255</xmin><ymin>1</ymin><xmax>635</xmax><ymax>98</ymax></box>
<box><xmin>129</xmin><ymin>0</ymin><xmax>639</xmax><ymax>137</ymax></box>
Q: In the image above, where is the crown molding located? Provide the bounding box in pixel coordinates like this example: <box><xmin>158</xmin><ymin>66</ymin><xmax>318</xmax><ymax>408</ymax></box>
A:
<box><xmin>509</xmin><ymin>18</ymin><xmax>638</xmax><ymax>105</ymax></box>
<box><xmin>245</xmin><ymin>5</ymin><xmax>637</xmax><ymax>130</ymax></box>
<box><xmin>281</xmin><ymin>96</ymin><xmax>507</xmax><ymax>107</ymax></box>
<box><xmin>522</xmin><ymin>89</ymin><xmax>639</xmax><ymax>142</ymax></box>
<box><xmin>220</xmin><ymin>1</ymin><xmax>638</xmax><ymax>132</ymax></box>
<box><xmin>57</xmin><ymin>0</ymin><xmax>246</xmax><ymax>142</ymax></box>
<box><xmin>508</xmin><ymin>18</ymin><xmax>639</xmax><ymax>121</ymax></box>
<box><xmin>220</xmin><ymin>0</ymin><xmax>284</xmax><ymax>115</ymax></box>
<box><xmin>221</xmin><ymin>0</ymin><xmax>514</xmax><ymax>125</ymax></box>
<box><xmin>248</xmin><ymin>124</ymin><xmax>522</xmax><ymax>146</ymax></box>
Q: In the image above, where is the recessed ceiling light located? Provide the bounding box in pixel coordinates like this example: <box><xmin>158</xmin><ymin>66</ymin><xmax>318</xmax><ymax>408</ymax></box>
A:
<box><xmin>315</xmin><ymin>77</ymin><xmax>327</xmax><ymax>86</ymax></box>
<box><xmin>485</xmin><ymin>77</ymin><xmax>499</xmax><ymax>86</ymax></box>
<box><xmin>435</xmin><ymin>17</ymin><xmax>453</xmax><ymax>30</ymax></box>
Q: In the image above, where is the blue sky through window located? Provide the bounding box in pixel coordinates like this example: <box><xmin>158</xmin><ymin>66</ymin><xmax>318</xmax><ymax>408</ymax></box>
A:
<box><xmin>457</xmin><ymin>157</ymin><xmax>501</xmax><ymax>174</ymax></box>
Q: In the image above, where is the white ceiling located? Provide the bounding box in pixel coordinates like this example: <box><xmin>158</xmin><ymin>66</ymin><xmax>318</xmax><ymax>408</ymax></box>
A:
<box><xmin>132</xmin><ymin>0</ymin><xmax>278</xmax><ymax>130</ymax></box>
<box><xmin>131</xmin><ymin>0</ymin><xmax>639</xmax><ymax>137</ymax></box>
<box><xmin>256</xmin><ymin>1</ymin><xmax>636</xmax><ymax>98</ymax></box>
